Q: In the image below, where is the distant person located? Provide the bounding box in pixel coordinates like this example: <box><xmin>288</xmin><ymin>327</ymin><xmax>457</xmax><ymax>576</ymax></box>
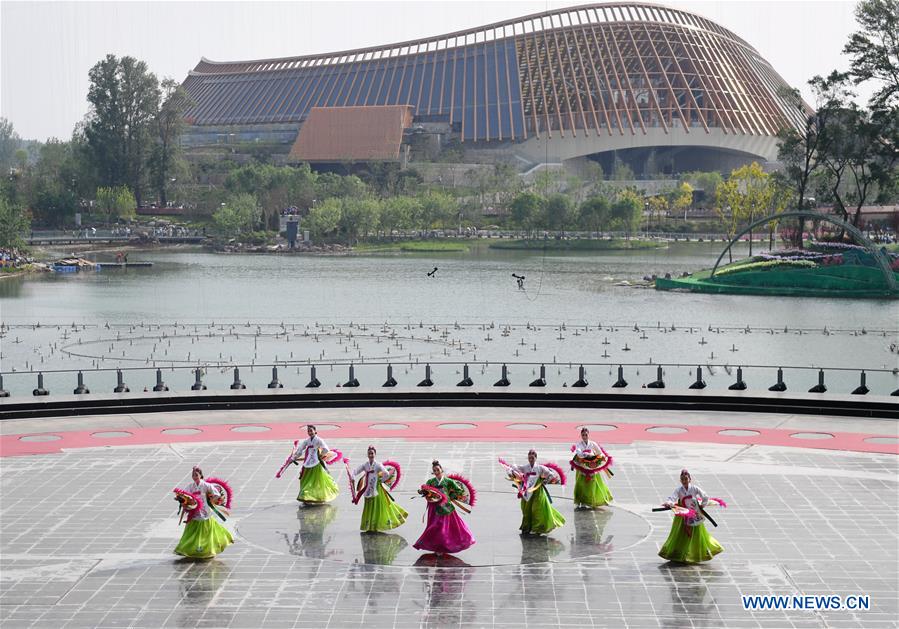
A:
<box><xmin>427</xmin><ymin>267</ymin><xmax>438</xmax><ymax>278</ymax></box>
<box><xmin>512</xmin><ymin>273</ymin><xmax>526</xmax><ymax>290</ymax></box>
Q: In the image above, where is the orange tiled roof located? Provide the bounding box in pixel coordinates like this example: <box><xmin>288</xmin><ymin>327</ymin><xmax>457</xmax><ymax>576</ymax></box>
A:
<box><xmin>288</xmin><ymin>105</ymin><xmax>413</xmax><ymax>162</ymax></box>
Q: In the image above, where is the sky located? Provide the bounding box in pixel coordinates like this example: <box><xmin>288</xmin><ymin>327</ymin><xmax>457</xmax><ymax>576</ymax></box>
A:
<box><xmin>1</xmin><ymin>0</ymin><xmax>867</xmax><ymax>142</ymax></box>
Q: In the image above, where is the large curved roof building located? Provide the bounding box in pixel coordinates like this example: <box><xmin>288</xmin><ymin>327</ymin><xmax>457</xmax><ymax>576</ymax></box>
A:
<box><xmin>182</xmin><ymin>2</ymin><xmax>807</xmax><ymax>173</ymax></box>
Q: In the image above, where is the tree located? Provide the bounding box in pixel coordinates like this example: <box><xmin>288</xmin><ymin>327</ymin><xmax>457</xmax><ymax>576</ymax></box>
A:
<box><xmin>0</xmin><ymin>195</ymin><xmax>29</xmax><ymax>249</ymax></box>
<box><xmin>510</xmin><ymin>191</ymin><xmax>545</xmax><ymax>237</ymax></box>
<box><xmin>339</xmin><ymin>197</ymin><xmax>380</xmax><ymax>243</ymax></box>
<box><xmin>716</xmin><ymin>163</ymin><xmax>773</xmax><ymax>257</ymax></box>
<box><xmin>611</xmin><ymin>190</ymin><xmax>643</xmax><ymax>239</ymax></box>
<box><xmin>682</xmin><ymin>171</ymin><xmax>723</xmax><ymax>196</ymax></box>
<box><xmin>417</xmin><ymin>190</ymin><xmax>456</xmax><ymax>229</ymax></box>
<box><xmin>646</xmin><ymin>194</ymin><xmax>667</xmax><ymax>231</ymax></box>
<box><xmin>95</xmin><ymin>186</ymin><xmax>136</xmax><ymax>222</ymax></box>
<box><xmin>545</xmin><ymin>193</ymin><xmax>574</xmax><ymax>231</ymax></box>
<box><xmin>84</xmin><ymin>55</ymin><xmax>160</xmax><ymax>206</ymax></box>
<box><xmin>0</xmin><ymin>118</ymin><xmax>21</xmax><ymax>174</ymax></box>
<box><xmin>21</xmin><ymin>140</ymin><xmax>82</xmax><ymax>228</ymax></box>
<box><xmin>776</xmin><ymin>86</ymin><xmax>827</xmax><ymax>248</ymax></box>
<box><xmin>579</xmin><ymin>194</ymin><xmax>611</xmax><ymax>235</ymax></box>
<box><xmin>844</xmin><ymin>0</ymin><xmax>899</xmax><ymax>109</ymax></box>
<box><xmin>212</xmin><ymin>193</ymin><xmax>260</xmax><ymax>239</ymax></box>
<box><xmin>669</xmin><ymin>182</ymin><xmax>694</xmax><ymax>218</ymax></box>
<box><xmin>380</xmin><ymin>196</ymin><xmax>418</xmax><ymax>234</ymax></box>
<box><xmin>150</xmin><ymin>79</ymin><xmax>192</xmax><ymax>207</ymax></box>
<box><xmin>315</xmin><ymin>172</ymin><xmax>367</xmax><ymax>200</ymax></box>
<box><xmin>306</xmin><ymin>198</ymin><xmax>341</xmax><ymax>240</ymax></box>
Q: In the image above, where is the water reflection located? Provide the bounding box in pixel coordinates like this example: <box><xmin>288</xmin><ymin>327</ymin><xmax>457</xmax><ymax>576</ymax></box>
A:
<box><xmin>0</xmin><ymin>277</ymin><xmax>25</xmax><ymax>298</ymax></box>
<box><xmin>414</xmin><ymin>554</ymin><xmax>475</xmax><ymax>626</ymax></box>
<box><xmin>277</xmin><ymin>503</ymin><xmax>340</xmax><ymax>560</ymax></box>
<box><xmin>360</xmin><ymin>531</ymin><xmax>408</xmax><ymax>565</ymax></box>
<box><xmin>175</xmin><ymin>559</ymin><xmax>231</xmax><ymax>627</ymax></box>
<box><xmin>344</xmin><ymin>533</ymin><xmax>408</xmax><ymax>614</ymax></box>
<box><xmin>570</xmin><ymin>508</ymin><xmax>614</xmax><ymax>558</ymax></box>
<box><xmin>657</xmin><ymin>563</ymin><xmax>719</xmax><ymax>628</ymax></box>
<box><xmin>519</xmin><ymin>533</ymin><xmax>565</xmax><ymax>564</ymax></box>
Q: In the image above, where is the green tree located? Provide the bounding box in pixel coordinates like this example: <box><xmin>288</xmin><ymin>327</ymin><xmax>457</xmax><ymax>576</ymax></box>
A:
<box><xmin>611</xmin><ymin>190</ymin><xmax>643</xmax><ymax>239</ymax></box>
<box><xmin>0</xmin><ymin>195</ymin><xmax>30</xmax><ymax>249</ymax></box>
<box><xmin>314</xmin><ymin>172</ymin><xmax>367</xmax><ymax>200</ymax></box>
<box><xmin>339</xmin><ymin>197</ymin><xmax>381</xmax><ymax>242</ymax></box>
<box><xmin>212</xmin><ymin>193</ymin><xmax>261</xmax><ymax>239</ymax></box>
<box><xmin>380</xmin><ymin>196</ymin><xmax>418</xmax><ymax>234</ymax></box>
<box><xmin>21</xmin><ymin>139</ymin><xmax>83</xmax><ymax>228</ymax></box>
<box><xmin>510</xmin><ymin>191</ymin><xmax>545</xmax><ymax>237</ymax></box>
<box><xmin>579</xmin><ymin>194</ymin><xmax>611</xmax><ymax>235</ymax></box>
<box><xmin>95</xmin><ymin>185</ymin><xmax>136</xmax><ymax>222</ymax></box>
<box><xmin>307</xmin><ymin>198</ymin><xmax>342</xmax><ymax>240</ymax></box>
<box><xmin>417</xmin><ymin>190</ymin><xmax>456</xmax><ymax>229</ymax></box>
<box><xmin>681</xmin><ymin>171</ymin><xmax>723</xmax><ymax>204</ymax></box>
<box><xmin>150</xmin><ymin>78</ymin><xmax>192</xmax><ymax>207</ymax></box>
<box><xmin>776</xmin><ymin>86</ymin><xmax>827</xmax><ymax>248</ymax></box>
<box><xmin>844</xmin><ymin>0</ymin><xmax>899</xmax><ymax>109</ymax></box>
<box><xmin>545</xmin><ymin>193</ymin><xmax>574</xmax><ymax>231</ymax></box>
<box><xmin>84</xmin><ymin>55</ymin><xmax>161</xmax><ymax>206</ymax></box>
<box><xmin>0</xmin><ymin>118</ymin><xmax>20</xmax><ymax>174</ymax></box>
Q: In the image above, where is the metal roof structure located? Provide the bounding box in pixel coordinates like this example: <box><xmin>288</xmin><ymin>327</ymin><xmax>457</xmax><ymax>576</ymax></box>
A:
<box><xmin>182</xmin><ymin>2</ymin><xmax>806</xmax><ymax>163</ymax></box>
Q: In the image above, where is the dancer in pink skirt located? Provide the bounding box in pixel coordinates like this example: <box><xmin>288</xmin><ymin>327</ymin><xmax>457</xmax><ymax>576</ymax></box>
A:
<box><xmin>413</xmin><ymin>460</ymin><xmax>476</xmax><ymax>555</ymax></box>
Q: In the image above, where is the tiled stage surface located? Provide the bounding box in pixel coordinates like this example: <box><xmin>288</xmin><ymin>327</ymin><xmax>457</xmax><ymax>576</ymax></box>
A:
<box><xmin>0</xmin><ymin>409</ymin><xmax>897</xmax><ymax>628</ymax></box>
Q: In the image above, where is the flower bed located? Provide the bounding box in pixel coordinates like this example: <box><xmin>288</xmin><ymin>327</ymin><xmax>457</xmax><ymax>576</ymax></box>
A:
<box><xmin>715</xmin><ymin>258</ymin><xmax>817</xmax><ymax>277</ymax></box>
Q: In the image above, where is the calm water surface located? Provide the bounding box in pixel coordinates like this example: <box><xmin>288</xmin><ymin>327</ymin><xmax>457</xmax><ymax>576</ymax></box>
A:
<box><xmin>1</xmin><ymin>243</ymin><xmax>897</xmax><ymax>394</ymax></box>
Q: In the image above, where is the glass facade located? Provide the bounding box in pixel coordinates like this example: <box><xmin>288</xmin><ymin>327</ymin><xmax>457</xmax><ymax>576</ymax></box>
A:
<box><xmin>182</xmin><ymin>3</ymin><xmax>807</xmax><ymax>143</ymax></box>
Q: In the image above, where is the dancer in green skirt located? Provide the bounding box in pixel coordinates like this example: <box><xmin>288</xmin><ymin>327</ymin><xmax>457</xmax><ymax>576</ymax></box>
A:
<box><xmin>349</xmin><ymin>446</ymin><xmax>408</xmax><ymax>532</ymax></box>
<box><xmin>173</xmin><ymin>466</ymin><xmax>234</xmax><ymax>559</ymax></box>
<box><xmin>293</xmin><ymin>425</ymin><xmax>340</xmax><ymax>503</ymax></box>
<box><xmin>506</xmin><ymin>450</ymin><xmax>566</xmax><ymax>535</ymax></box>
<box><xmin>571</xmin><ymin>427</ymin><xmax>614</xmax><ymax>508</ymax></box>
<box><xmin>658</xmin><ymin>469</ymin><xmax>724</xmax><ymax>563</ymax></box>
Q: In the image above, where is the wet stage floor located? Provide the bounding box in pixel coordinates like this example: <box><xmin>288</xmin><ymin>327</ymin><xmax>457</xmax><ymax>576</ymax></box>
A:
<box><xmin>1</xmin><ymin>434</ymin><xmax>896</xmax><ymax>628</ymax></box>
<box><xmin>238</xmin><ymin>495</ymin><xmax>648</xmax><ymax>567</ymax></box>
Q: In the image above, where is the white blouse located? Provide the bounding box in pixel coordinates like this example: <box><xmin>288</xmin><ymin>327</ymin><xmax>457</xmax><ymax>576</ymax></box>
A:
<box><xmin>667</xmin><ymin>484</ymin><xmax>709</xmax><ymax>526</ymax></box>
<box><xmin>293</xmin><ymin>435</ymin><xmax>329</xmax><ymax>468</ymax></box>
<box><xmin>513</xmin><ymin>463</ymin><xmax>556</xmax><ymax>502</ymax></box>
<box><xmin>574</xmin><ymin>439</ymin><xmax>601</xmax><ymax>458</ymax></box>
<box><xmin>183</xmin><ymin>480</ymin><xmax>221</xmax><ymax>521</ymax></box>
<box><xmin>353</xmin><ymin>461</ymin><xmax>387</xmax><ymax>499</ymax></box>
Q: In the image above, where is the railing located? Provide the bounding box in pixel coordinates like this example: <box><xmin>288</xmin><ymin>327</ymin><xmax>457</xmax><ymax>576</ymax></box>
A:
<box><xmin>2</xmin><ymin>361</ymin><xmax>896</xmax><ymax>399</ymax></box>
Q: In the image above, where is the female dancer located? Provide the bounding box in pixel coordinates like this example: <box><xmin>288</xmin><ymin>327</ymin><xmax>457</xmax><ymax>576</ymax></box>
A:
<box><xmin>349</xmin><ymin>446</ymin><xmax>408</xmax><ymax>532</ymax></box>
<box><xmin>173</xmin><ymin>466</ymin><xmax>234</xmax><ymax>558</ymax></box>
<box><xmin>503</xmin><ymin>450</ymin><xmax>566</xmax><ymax>535</ymax></box>
<box><xmin>658</xmin><ymin>469</ymin><xmax>724</xmax><ymax>563</ymax></box>
<box><xmin>293</xmin><ymin>425</ymin><xmax>340</xmax><ymax>504</ymax></box>
<box><xmin>571</xmin><ymin>427</ymin><xmax>614</xmax><ymax>508</ymax></box>
<box><xmin>413</xmin><ymin>460</ymin><xmax>476</xmax><ymax>555</ymax></box>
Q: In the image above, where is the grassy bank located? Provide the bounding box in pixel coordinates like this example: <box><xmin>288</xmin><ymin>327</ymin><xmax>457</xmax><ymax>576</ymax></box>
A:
<box><xmin>354</xmin><ymin>240</ymin><xmax>470</xmax><ymax>253</ymax></box>
<box><xmin>489</xmin><ymin>238</ymin><xmax>664</xmax><ymax>251</ymax></box>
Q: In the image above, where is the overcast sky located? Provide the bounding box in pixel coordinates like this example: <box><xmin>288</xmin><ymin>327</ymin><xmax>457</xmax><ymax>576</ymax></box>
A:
<box><xmin>1</xmin><ymin>0</ymin><xmax>866</xmax><ymax>141</ymax></box>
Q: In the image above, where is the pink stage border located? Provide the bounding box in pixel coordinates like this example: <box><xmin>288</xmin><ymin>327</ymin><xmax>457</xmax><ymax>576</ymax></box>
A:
<box><xmin>2</xmin><ymin>419</ymin><xmax>897</xmax><ymax>457</ymax></box>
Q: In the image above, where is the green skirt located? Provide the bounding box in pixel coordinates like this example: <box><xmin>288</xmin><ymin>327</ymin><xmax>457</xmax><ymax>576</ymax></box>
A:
<box><xmin>174</xmin><ymin>517</ymin><xmax>234</xmax><ymax>558</ymax></box>
<box><xmin>573</xmin><ymin>471</ymin><xmax>613</xmax><ymax>507</ymax></box>
<box><xmin>658</xmin><ymin>517</ymin><xmax>723</xmax><ymax>563</ymax></box>
<box><xmin>297</xmin><ymin>463</ymin><xmax>339</xmax><ymax>503</ymax></box>
<box><xmin>520</xmin><ymin>487</ymin><xmax>566</xmax><ymax>535</ymax></box>
<box><xmin>360</xmin><ymin>484</ymin><xmax>408</xmax><ymax>532</ymax></box>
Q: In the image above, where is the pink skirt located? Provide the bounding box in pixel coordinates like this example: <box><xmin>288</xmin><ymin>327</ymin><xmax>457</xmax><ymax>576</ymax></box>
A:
<box><xmin>413</xmin><ymin>503</ymin><xmax>475</xmax><ymax>554</ymax></box>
